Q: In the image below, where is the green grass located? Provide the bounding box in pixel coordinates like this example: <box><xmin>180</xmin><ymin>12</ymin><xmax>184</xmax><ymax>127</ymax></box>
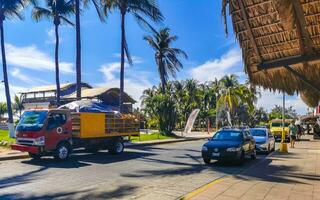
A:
<box><xmin>130</xmin><ymin>133</ymin><xmax>175</xmax><ymax>142</ymax></box>
<box><xmin>0</xmin><ymin>130</ymin><xmax>15</xmax><ymax>148</ymax></box>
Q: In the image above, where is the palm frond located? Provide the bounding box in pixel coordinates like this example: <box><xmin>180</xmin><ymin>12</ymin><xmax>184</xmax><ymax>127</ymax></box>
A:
<box><xmin>32</xmin><ymin>6</ymin><xmax>52</xmax><ymax>21</ymax></box>
<box><xmin>60</xmin><ymin>15</ymin><xmax>74</xmax><ymax>26</ymax></box>
<box><xmin>124</xmin><ymin>37</ymin><xmax>133</xmax><ymax>65</ymax></box>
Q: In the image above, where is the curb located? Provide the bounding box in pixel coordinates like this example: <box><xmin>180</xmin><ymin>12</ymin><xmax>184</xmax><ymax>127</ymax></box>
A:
<box><xmin>126</xmin><ymin>137</ymin><xmax>210</xmax><ymax>147</ymax></box>
<box><xmin>179</xmin><ymin>148</ymin><xmax>279</xmax><ymax>200</ymax></box>
<box><xmin>0</xmin><ymin>154</ymin><xmax>29</xmax><ymax>161</ymax></box>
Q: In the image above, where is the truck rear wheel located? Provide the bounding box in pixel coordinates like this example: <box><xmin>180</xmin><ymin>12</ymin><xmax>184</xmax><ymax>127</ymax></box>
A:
<box><xmin>109</xmin><ymin>141</ymin><xmax>124</xmax><ymax>155</ymax></box>
<box><xmin>29</xmin><ymin>153</ymin><xmax>41</xmax><ymax>160</ymax></box>
<box><xmin>54</xmin><ymin>143</ymin><xmax>71</xmax><ymax>161</ymax></box>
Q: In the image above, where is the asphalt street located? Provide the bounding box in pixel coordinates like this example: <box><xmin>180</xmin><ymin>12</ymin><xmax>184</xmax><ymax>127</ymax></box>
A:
<box><xmin>0</xmin><ymin>140</ymin><xmax>273</xmax><ymax>200</ymax></box>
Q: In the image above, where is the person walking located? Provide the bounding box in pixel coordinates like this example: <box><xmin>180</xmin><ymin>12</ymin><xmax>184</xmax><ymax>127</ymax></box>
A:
<box><xmin>296</xmin><ymin>124</ymin><xmax>302</xmax><ymax>141</ymax></box>
<box><xmin>288</xmin><ymin>121</ymin><xmax>297</xmax><ymax>148</ymax></box>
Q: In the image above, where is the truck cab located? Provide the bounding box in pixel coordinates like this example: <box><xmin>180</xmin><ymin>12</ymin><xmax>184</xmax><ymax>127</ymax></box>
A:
<box><xmin>12</xmin><ymin>109</ymin><xmax>73</xmax><ymax>160</ymax></box>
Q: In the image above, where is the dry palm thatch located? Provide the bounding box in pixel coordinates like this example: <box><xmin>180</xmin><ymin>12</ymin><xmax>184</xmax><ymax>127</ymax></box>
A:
<box><xmin>222</xmin><ymin>0</ymin><xmax>320</xmax><ymax>107</ymax></box>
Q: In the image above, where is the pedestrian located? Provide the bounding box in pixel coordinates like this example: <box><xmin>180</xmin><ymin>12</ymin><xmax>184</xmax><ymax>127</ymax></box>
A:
<box><xmin>313</xmin><ymin>118</ymin><xmax>320</xmax><ymax>140</ymax></box>
<box><xmin>288</xmin><ymin>121</ymin><xmax>297</xmax><ymax>148</ymax></box>
<box><xmin>296</xmin><ymin>124</ymin><xmax>302</xmax><ymax>141</ymax></box>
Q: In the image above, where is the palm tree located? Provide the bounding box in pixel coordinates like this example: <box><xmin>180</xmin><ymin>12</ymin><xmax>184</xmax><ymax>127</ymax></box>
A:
<box><xmin>0</xmin><ymin>0</ymin><xmax>29</xmax><ymax>137</ymax></box>
<box><xmin>13</xmin><ymin>95</ymin><xmax>24</xmax><ymax>118</ymax></box>
<box><xmin>75</xmin><ymin>0</ymin><xmax>103</xmax><ymax>100</ymax></box>
<box><xmin>0</xmin><ymin>102</ymin><xmax>7</xmax><ymax>118</ymax></box>
<box><xmin>101</xmin><ymin>0</ymin><xmax>163</xmax><ymax>112</ymax></box>
<box><xmin>32</xmin><ymin>0</ymin><xmax>75</xmax><ymax>106</ymax></box>
<box><xmin>144</xmin><ymin>28</ymin><xmax>187</xmax><ymax>93</ymax></box>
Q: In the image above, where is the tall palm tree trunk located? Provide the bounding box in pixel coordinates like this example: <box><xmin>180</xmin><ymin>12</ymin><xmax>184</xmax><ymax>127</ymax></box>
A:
<box><xmin>158</xmin><ymin>57</ymin><xmax>166</xmax><ymax>93</ymax></box>
<box><xmin>119</xmin><ymin>11</ymin><xmax>126</xmax><ymax>113</ymax></box>
<box><xmin>54</xmin><ymin>23</ymin><xmax>61</xmax><ymax>107</ymax></box>
<box><xmin>0</xmin><ymin>19</ymin><xmax>14</xmax><ymax>137</ymax></box>
<box><xmin>75</xmin><ymin>0</ymin><xmax>81</xmax><ymax>100</ymax></box>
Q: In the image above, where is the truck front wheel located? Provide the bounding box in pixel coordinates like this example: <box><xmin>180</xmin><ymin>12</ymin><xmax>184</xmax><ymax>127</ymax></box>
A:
<box><xmin>54</xmin><ymin>143</ymin><xmax>71</xmax><ymax>161</ymax></box>
<box><xmin>109</xmin><ymin>141</ymin><xmax>124</xmax><ymax>155</ymax></box>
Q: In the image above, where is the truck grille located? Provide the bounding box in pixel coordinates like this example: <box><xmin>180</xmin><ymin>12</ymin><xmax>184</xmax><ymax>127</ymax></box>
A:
<box><xmin>17</xmin><ymin>139</ymin><xmax>34</xmax><ymax>146</ymax></box>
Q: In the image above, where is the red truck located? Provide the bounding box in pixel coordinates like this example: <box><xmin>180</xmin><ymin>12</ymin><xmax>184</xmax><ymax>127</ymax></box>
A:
<box><xmin>11</xmin><ymin>109</ymin><xmax>140</xmax><ymax>160</ymax></box>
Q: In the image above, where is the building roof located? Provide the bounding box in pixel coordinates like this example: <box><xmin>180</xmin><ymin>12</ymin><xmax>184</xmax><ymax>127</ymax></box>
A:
<box><xmin>222</xmin><ymin>0</ymin><xmax>320</xmax><ymax>107</ymax></box>
<box><xmin>23</xmin><ymin>83</ymin><xmax>92</xmax><ymax>93</ymax></box>
<box><xmin>64</xmin><ymin>87</ymin><xmax>136</xmax><ymax>104</ymax></box>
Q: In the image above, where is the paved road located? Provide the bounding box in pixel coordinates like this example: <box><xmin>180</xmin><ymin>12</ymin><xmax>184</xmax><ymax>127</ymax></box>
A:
<box><xmin>0</xmin><ymin>140</ymin><xmax>272</xmax><ymax>200</ymax></box>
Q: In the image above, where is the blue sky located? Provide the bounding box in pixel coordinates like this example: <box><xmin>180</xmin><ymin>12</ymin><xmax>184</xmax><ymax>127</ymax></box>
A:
<box><xmin>0</xmin><ymin>0</ymin><xmax>309</xmax><ymax>114</ymax></box>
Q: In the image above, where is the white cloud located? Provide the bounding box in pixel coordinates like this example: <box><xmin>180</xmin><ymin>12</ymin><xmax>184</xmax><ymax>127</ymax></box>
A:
<box><xmin>45</xmin><ymin>28</ymin><xmax>61</xmax><ymax>44</ymax></box>
<box><xmin>98</xmin><ymin>62</ymin><xmax>152</xmax><ymax>107</ymax></box>
<box><xmin>257</xmin><ymin>89</ymin><xmax>309</xmax><ymax>115</ymax></box>
<box><xmin>99</xmin><ymin>62</ymin><xmax>122</xmax><ymax>81</ymax></box>
<box><xmin>3</xmin><ymin>43</ymin><xmax>74</xmax><ymax>73</ymax></box>
<box><xmin>10</xmin><ymin>68</ymin><xmax>49</xmax><ymax>85</ymax></box>
<box><xmin>0</xmin><ymin>84</ymin><xmax>29</xmax><ymax>102</ymax></box>
<box><xmin>190</xmin><ymin>48</ymin><xmax>243</xmax><ymax>82</ymax></box>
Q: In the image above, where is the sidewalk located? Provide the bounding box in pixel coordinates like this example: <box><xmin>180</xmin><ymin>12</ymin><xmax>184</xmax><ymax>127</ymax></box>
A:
<box><xmin>183</xmin><ymin>135</ymin><xmax>320</xmax><ymax>200</ymax></box>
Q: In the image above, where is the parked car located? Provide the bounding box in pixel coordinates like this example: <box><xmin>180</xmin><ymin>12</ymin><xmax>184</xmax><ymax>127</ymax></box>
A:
<box><xmin>201</xmin><ymin>128</ymin><xmax>256</xmax><ymax>164</ymax></box>
<box><xmin>250</xmin><ymin>128</ymin><xmax>275</xmax><ymax>153</ymax></box>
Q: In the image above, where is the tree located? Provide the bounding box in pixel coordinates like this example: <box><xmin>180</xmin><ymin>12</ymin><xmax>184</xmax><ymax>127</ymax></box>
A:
<box><xmin>32</xmin><ymin>0</ymin><xmax>75</xmax><ymax>106</ymax></box>
<box><xmin>101</xmin><ymin>0</ymin><xmax>163</xmax><ymax>112</ymax></box>
<box><xmin>144</xmin><ymin>28</ymin><xmax>187</xmax><ymax>93</ymax></box>
<box><xmin>0</xmin><ymin>102</ymin><xmax>7</xmax><ymax>118</ymax></box>
<box><xmin>0</xmin><ymin>0</ymin><xmax>29</xmax><ymax>136</ymax></box>
<box><xmin>13</xmin><ymin>95</ymin><xmax>24</xmax><ymax>118</ymax></box>
<box><xmin>269</xmin><ymin>105</ymin><xmax>298</xmax><ymax>120</ymax></box>
<box><xmin>74</xmin><ymin>0</ymin><xmax>103</xmax><ymax>100</ymax></box>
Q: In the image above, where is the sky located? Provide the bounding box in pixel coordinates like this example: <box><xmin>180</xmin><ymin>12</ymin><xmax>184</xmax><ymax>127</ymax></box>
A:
<box><xmin>0</xmin><ymin>0</ymin><xmax>309</xmax><ymax>115</ymax></box>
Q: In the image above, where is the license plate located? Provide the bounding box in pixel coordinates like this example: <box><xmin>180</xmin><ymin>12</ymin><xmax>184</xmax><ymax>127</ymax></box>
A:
<box><xmin>212</xmin><ymin>153</ymin><xmax>220</xmax><ymax>157</ymax></box>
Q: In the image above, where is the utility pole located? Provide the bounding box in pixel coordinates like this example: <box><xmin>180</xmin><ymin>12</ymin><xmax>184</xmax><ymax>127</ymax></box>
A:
<box><xmin>280</xmin><ymin>92</ymin><xmax>288</xmax><ymax>152</ymax></box>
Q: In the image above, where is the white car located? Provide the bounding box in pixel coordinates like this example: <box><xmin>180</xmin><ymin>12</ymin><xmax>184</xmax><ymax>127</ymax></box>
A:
<box><xmin>250</xmin><ymin>128</ymin><xmax>275</xmax><ymax>153</ymax></box>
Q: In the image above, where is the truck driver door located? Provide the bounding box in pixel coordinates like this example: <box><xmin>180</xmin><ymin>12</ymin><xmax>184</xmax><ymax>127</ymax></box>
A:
<box><xmin>45</xmin><ymin>112</ymin><xmax>70</xmax><ymax>151</ymax></box>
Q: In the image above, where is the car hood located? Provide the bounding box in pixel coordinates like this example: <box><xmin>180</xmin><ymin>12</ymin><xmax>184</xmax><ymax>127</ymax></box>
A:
<box><xmin>253</xmin><ymin>136</ymin><xmax>266</xmax><ymax>143</ymax></box>
<box><xmin>204</xmin><ymin>140</ymin><xmax>242</xmax><ymax>148</ymax></box>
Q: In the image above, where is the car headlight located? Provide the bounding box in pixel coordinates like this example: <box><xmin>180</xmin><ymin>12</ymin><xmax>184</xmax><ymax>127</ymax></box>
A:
<box><xmin>226</xmin><ymin>147</ymin><xmax>241</xmax><ymax>152</ymax></box>
<box><xmin>202</xmin><ymin>146</ymin><xmax>208</xmax><ymax>151</ymax></box>
<box><xmin>34</xmin><ymin>136</ymin><xmax>45</xmax><ymax>146</ymax></box>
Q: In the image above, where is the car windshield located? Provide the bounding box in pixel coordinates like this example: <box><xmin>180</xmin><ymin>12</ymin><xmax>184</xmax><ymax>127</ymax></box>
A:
<box><xmin>16</xmin><ymin>111</ymin><xmax>48</xmax><ymax>132</ymax></box>
<box><xmin>211</xmin><ymin>131</ymin><xmax>242</xmax><ymax>141</ymax></box>
<box><xmin>271</xmin><ymin>123</ymin><xmax>290</xmax><ymax>127</ymax></box>
<box><xmin>250</xmin><ymin>130</ymin><xmax>266</xmax><ymax>137</ymax></box>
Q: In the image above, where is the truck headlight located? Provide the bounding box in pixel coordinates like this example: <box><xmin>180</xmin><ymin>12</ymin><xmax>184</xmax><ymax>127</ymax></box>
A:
<box><xmin>202</xmin><ymin>146</ymin><xmax>208</xmax><ymax>151</ymax></box>
<box><xmin>226</xmin><ymin>147</ymin><xmax>241</xmax><ymax>152</ymax></box>
<box><xmin>34</xmin><ymin>136</ymin><xmax>45</xmax><ymax>146</ymax></box>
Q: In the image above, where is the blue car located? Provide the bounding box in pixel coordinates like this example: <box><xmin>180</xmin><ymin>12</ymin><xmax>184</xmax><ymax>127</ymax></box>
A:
<box><xmin>250</xmin><ymin>128</ymin><xmax>275</xmax><ymax>153</ymax></box>
<box><xmin>201</xmin><ymin>128</ymin><xmax>256</xmax><ymax>164</ymax></box>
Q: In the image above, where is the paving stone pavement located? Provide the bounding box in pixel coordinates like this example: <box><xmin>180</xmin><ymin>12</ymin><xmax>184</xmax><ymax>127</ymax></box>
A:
<box><xmin>188</xmin><ymin>135</ymin><xmax>320</xmax><ymax>200</ymax></box>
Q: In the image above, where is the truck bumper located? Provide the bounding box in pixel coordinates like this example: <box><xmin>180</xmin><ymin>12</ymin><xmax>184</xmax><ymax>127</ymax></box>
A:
<box><xmin>11</xmin><ymin>144</ymin><xmax>40</xmax><ymax>154</ymax></box>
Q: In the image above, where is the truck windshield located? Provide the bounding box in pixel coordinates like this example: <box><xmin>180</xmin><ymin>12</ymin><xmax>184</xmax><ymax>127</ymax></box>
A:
<box><xmin>271</xmin><ymin>123</ymin><xmax>290</xmax><ymax>127</ymax></box>
<box><xmin>16</xmin><ymin>111</ymin><xmax>48</xmax><ymax>132</ymax></box>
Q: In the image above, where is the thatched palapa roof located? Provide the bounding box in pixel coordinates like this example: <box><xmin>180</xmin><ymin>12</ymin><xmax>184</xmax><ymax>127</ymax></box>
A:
<box><xmin>222</xmin><ymin>0</ymin><xmax>320</xmax><ymax>107</ymax></box>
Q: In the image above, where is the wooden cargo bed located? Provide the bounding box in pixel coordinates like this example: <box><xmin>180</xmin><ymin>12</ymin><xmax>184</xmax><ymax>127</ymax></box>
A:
<box><xmin>71</xmin><ymin>112</ymin><xmax>140</xmax><ymax>138</ymax></box>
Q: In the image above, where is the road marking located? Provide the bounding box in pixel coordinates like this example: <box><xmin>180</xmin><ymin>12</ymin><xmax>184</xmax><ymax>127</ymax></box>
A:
<box><xmin>179</xmin><ymin>148</ymin><xmax>279</xmax><ymax>200</ymax></box>
<box><xmin>180</xmin><ymin>177</ymin><xmax>226</xmax><ymax>200</ymax></box>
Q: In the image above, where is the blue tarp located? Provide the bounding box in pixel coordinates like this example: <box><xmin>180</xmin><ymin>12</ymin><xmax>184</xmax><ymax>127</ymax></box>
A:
<box><xmin>59</xmin><ymin>100</ymin><xmax>120</xmax><ymax>113</ymax></box>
